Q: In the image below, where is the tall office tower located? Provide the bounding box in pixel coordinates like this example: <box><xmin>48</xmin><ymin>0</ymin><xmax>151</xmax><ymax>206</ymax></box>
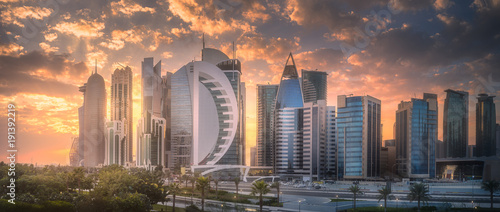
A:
<box><xmin>256</xmin><ymin>84</ymin><xmax>279</xmax><ymax>167</ymax></box>
<box><xmin>162</xmin><ymin>73</ymin><xmax>172</xmax><ymax>168</ymax></box>
<box><xmin>250</xmin><ymin>146</ymin><xmax>257</xmax><ymax>166</ymax></box>
<box><xmin>302</xmin><ymin>100</ymin><xmax>327</xmax><ymax>181</ymax></box>
<box><xmin>497</xmin><ymin>124</ymin><xmax>500</xmax><ymax>157</ymax></box>
<box><xmin>137</xmin><ymin>58</ymin><xmax>166</xmax><ymax>169</ymax></box>
<box><xmin>337</xmin><ymin>95</ymin><xmax>381</xmax><ymax>179</ymax></box>
<box><xmin>110</xmin><ymin>66</ymin><xmax>133</xmax><ymax>163</ymax></box>
<box><xmin>443</xmin><ymin>89</ymin><xmax>469</xmax><ymax>158</ymax></box>
<box><xmin>240</xmin><ymin>82</ymin><xmax>246</xmax><ymax>165</ymax></box>
<box><xmin>77</xmin><ymin>85</ymin><xmax>86</xmax><ymax>166</ymax></box>
<box><xmin>170</xmin><ymin>46</ymin><xmax>242</xmax><ymax>172</ymax></box>
<box><xmin>105</xmin><ymin>120</ymin><xmax>126</xmax><ymax>165</ymax></box>
<box><xmin>325</xmin><ymin>106</ymin><xmax>336</xmax><ymax>179</ymax></box>
<box><xmin>82</xmin><ymin>67</ymin><xmax>107</xmax><ymax>167</ymax></box>
<box><xmin>381</xmin><ymin>139</ymin><xmax>396</xmax><ymax>178</ymax></box>
<box><xmin>302</xmin><ymin>70</ymin><xmax>327</xmax><ymax>104</ymax></box>
<box><xmin>69</xmin><ymin>137</ymin><xmax>79</xmax><ymax>166</ymax></box>
<box><xmin>275</xmin><ymin>53</ymin><xmax>305</xmax><ymax>176</ymax></box>
<box><xmin>395</xmin><ymin>93</ymin><xmax>437</xmax><ymax>179</ymax></box>
<box><xmin>476</xmin><ymin>94</ymin><xmax>497</xmax><ymax>157</ymax></box>
<box><xmin>203</xmin><ymin>45</ymin><xmax>245</xmax><ymax>166</ymax></box>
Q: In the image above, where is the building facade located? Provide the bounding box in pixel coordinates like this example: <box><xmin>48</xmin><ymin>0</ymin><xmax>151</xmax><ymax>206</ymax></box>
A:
<box><xmin>395</xmin><ymin>93</ymin><xmax>437</xmax><ymax>179</ymax></box>
<box><xmin>81</xmin><ymin>68</ymin><xmax>107</xmax><ymax>167</ymax></box>
<box><xmin>476</xmin><ymin>94</ymin><xmax>497</xmax><ymax>157</ymax></box>
<box><xmin>336</xmin><ymin>95</ymin><xmax>381</xmax><ymax>179</ymax></box>
<box><xmin>301</xmin><ymin>70</ymin><xmax>327</xmax><ymax>104</ymax></box>
<box><xmin>109</xmin><ymin>66</ymin><xmax>133</xmax><ymax>164</ymax></box>
<box><xmin>256</xmin><ymin>84</ymin><xmax>279</xmax><ymax>167</ymax></box>
<box><xmin>325</xmin><ymin>106</ymin><xmax>336</xmax><ymax>179</ymax></box>
<box><xmin>137</xmin><ymin>58</ymin><xmax>167</xmax><ymax>169</ymax></box>
<box><xmin>105</xmin><ymin>120</ymin><xmax>126</xmax><ymax>165</ymax></box>
<box><xmin>443</xmin><ymin>89</ymin><xmax>469</xmax><ymax>158</ymax></box>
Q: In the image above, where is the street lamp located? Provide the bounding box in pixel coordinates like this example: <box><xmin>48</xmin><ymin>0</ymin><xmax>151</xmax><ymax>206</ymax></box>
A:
<box><xmin>396</xmin><ymin>197</ymin><xmax>398</xmax><ymax>211</ymax></box>
<box><xmin>335</xmin><ymin>195</ymin><xmax>339</xmax><ymax>212</ymax></box>
<box><xmin>298</xmin><ymin>200</ymin><xmax>302</xmax><ymax>212</ymax></box>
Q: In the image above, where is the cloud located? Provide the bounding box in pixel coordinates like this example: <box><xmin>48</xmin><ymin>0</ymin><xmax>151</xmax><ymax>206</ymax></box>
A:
<box><xmin>242</xmin><ymin>1</ymin><xmax>270</xmax><ymax>23</ymax></box>
<box><xmin>100</xmin><ymin>26</ymin><xmax>173</xmax><ymax>51</ymax></box>
<box><xmin>230</xmin><ymin>34</ymin><xmax>301</xmax><ymax>64</ymax></box>
<box><xmin>161</xmin><ymin>51</ymin><xmax>173</xmax><ymax>59</ymax></box>
<box><xmin>0</xmin><ymin>43</ymin><xmax>24</xmax><ymax>56</ymax></box>
<box><xmin>0</xmin><ymin>50</ymin><xmax>87</xmax><ymax>97</ymax></box>
<box><xmin>39</xmin><ymin>42</ymin><xmax>59</xmax><ymax>53</ymax></box>
<box><xmin>434</xmin><ymin>0</ymin><xmax>454</xmax><ymax>10</ymax></box>
<box><xmin>44</xmin><ymin>32</ymin><xmax>58</xmax><ymax>42</ymax></box>
<box><xmin>389</xmin><ymin>0</ymin><xmax>434</xmax><ymax>12</ymax></box>
<box><xmin>111</xmin><ymin>0</ymin><xmax>156</xmax><ymax>16</ymax></box>
<box><xmin>0</xmin><ymin>5</ymin><xmax>53</xmax><ymax>27</ymax></box>
<box><xmin>51</xmin><ymin>19</ymin><xmax>105</xmax><ymax>38</ymax></box>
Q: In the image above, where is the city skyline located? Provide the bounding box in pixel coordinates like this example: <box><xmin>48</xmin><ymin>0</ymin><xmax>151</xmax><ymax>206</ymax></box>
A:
<box><xmin>1</xmin><ymin>0</ymin><xmax>500</xmax><ymax>166</ymax></box>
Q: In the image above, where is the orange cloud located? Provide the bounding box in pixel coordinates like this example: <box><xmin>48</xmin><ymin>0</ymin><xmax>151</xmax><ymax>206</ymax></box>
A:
<box><xmin>111</xmin><ymin>0</ymin><xmax>156</xmax><ymax>16</ymax></box>
<box><xmin>51</xmin><ymin>19</ymin><xmax>105</xmax><ymax>38</ymax></box>
<box><xmin>0</xmin><ymin>5</ymin><xmax>52</xmax><ymax>27</ymax></box>
<box><xmin>242</xmin><ymin>1</ymin><xmax>270</xmax><ymax>23</ymax></box>
<box><xmin>0</xmin><ymin>43</ymin><xmax>23</xmax><ymax>56</ymax></box>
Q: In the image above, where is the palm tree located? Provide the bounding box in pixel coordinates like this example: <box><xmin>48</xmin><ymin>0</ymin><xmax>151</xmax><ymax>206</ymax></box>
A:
<box><xmin>407</xmin><ymin>183</ymin><xmax>431</xmax><ymax>212</ymax></box>
<box><xmin>183</xmin><ymin>174</ymin><xmax>189</xmax><ymax>187</ymax></box>
<box><xmin>168</xmin><ymin>183</ymin><xmax>181</xmax><ymax>212</ymax></box>
<box><xmin>377</xmin><ymin>186</ymin><xmax>392</xmax><ymax>212</ymax></box>
<box><xmin>234</xmin><ymin>177</ymin><xmax>241</xmax><ymax>198</ymax></box>
<box><xmin>481</xmin><ymin>180</ymin><xmax>500</xmax><ymax>208</ymax></box>
<box><xmin>72</xmin><ymin>167</ymin><xmax>85</xmax><ymax>193</ymax></box>
<box><xmin>271</xmin><ymin>181</ymin><xmax>281</xmax><ymax>203</ymax></box>
<box><xmin>251</xmin><ymin>180</ymin><xmax>271</xmax><ymax>212</ymax></box>
<box><xmin>348</xmin><ymin>185</ymin><xmax>363</xmax><ymax>209</ymax></box>
<box><xmin>213</xmin><ymin>176</ymin><xmax>220</xmax><ymax>199</ymax></box>
<box><xmin>196</xmin><ymin>176</ymin><xmax>210</xmax><ymax>211</ymax></box>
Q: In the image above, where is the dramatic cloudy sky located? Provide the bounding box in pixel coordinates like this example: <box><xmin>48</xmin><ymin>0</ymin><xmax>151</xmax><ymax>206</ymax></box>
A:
<box><xmin>1</xmin><ymin>0</ymin><xmax>500</xmax><ymax>165</ymax></box>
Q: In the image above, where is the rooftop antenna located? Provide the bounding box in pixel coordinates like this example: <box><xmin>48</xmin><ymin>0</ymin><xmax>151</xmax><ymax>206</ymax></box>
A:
<box><xmin>95</xmin><ymin>59</ymin><xmax>97</xmax><ymax>74</ymax></box>
<box><xmin>232</xmin><ymin>41</ymin><xmax>235</xmax><ymax>81</ymax></box>
<box><xmin>202</xmin><ymin>33</ymin><xmax>205</xmax><ymax>49</ymax></box>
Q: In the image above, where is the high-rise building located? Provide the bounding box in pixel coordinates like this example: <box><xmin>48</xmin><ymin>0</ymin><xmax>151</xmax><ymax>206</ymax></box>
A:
<box><xmin>81</xmin><ymin>67</ymin><xmax>107</xmax><ymax>167</ymax></box>
<box><xmin>250</xmin><ymin>146</ymin><xmax>257</xmax><ymax>166</ymax></box>
<box><xmin>69</xmin><ymin>137</ymin><xmax>79</xmax><ymax>167</ymax></box>
<box><xmin>77</xmin><ymin>85</ymin><xmax>86</xmax><ymax>166</ymax></box>
<box><xmin>169</xmin><ymin>46</ymin><xmax>243</xmax><ymax>173</ymax></box>
<box><xmin>109</xmin><ymin>66</ymin><xmax>133</xmax><ymax>164</ymax></box>
<box><xmin>435</xmin><ymin>140</ymin><xmax>445</xmax><ymax>159</ymax></box>
<box><xmin>302</xmin><ymin>70</ymin><xmax>327</xmax><ymax>104</ymax></box>
<box><xmin>476</xmin><ymin>94</ymin><xmax>497</xmax><ymax>157</ymax></box>
<box><xmin>162</xmin><ymin>73</ymin><xmax>173</xmax><ymax>168</ymax></box>
<box><xmin>325</xmin><ymin>106</ymin><xmax>336</xmax><ymax>179</ymax></box>
<box><xmin>380</xmin><ymin>139</ymin><xmax>396</xmax><ymax>179</ymax></box>
<box><xmin>337</xmin><ymin>95</ymin><xmax>381</xmax><ymax>179</ymax></box>
<box><xmin>137</xmin><ymin>58</ymin><xmax>166</xmax><ymax>169</ymax></box>
<box><xmin>274</xmin><ymin>53</ymin><xmax>305</xmax><ymax>177</ymax></box>
<box><xmin>105</xmin><ymin>120</ymin><xmax>126</xmax><ymax>165</ymax></box>
<box><xmin>395</xmin><ymin>93</ymin><xmax>437</xmax><ymax>179</ymax></box>
<box><xmin>302</xmin><ymin>100</ymin><xmax>327</xmax><ymax>180</ymax></box>
<box><xmin>443</xmin><ymin>89</ymin><xmax>469</xmax><ymax>158</ymax></box>
<box><xmin>497</xmin><ymin>124</ymin><xmax>500</xmax><ymax>157</ymax></box>
<box><xmin>256</xmin><ymin>84</ymin><xmax>278</xmax><ymax>167</ymax></box>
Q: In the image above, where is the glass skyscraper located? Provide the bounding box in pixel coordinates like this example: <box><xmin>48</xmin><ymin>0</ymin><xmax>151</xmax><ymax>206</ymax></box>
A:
<box><xmin>395</xmin><ymin>93</ymin><xmax>437</xmax><ymax>179</ymax></box>
<box><xmin>336</xmin><ymin>95</ymin><xmax>381</xmax><ymax>179</ymax></box>
<box><xmin>443</xmin><ymin>89</ymin><xmax>468</xmax><ymax>158</ymax></box>
<box><xmin>302</xmin><ymin>70</ymin><xmax>327</xmax><ymax>104</ymax></box>
<box><xmin>110</xmin><ymin>66</ymin><xmax>133</xmax><ymax>164</ymax></box>
<box><xmin>476</xmin><ymin>94</ymin><xmax>497</xmax><ymax>157</ymax></box>
<box><xmin>257</xmin><ymin>84</ymin><xmax>278</xmax><ymax>167</ymax></box>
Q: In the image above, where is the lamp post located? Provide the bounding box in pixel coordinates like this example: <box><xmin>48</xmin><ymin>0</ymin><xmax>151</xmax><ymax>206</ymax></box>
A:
<box><xmin>335</xmin><ymin>195</ymin><xmax>339</xmax><ymax>212</ymax></box>
<box><xmin>298</xmin><ymin>200</ymin><xmax>302</xmax><ymax>212</ymax></box>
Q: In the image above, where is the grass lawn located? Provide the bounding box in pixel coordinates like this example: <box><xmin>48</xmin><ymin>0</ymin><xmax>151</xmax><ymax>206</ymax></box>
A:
<box><xmin>152</xmin><ymin>204</ymin><xmax>186</xmax><ymax>212</ymax></box>
<box><xmin>176</xmin><ymin>187</ymin><xmax>282</xmax><ymax>207</ymax></box>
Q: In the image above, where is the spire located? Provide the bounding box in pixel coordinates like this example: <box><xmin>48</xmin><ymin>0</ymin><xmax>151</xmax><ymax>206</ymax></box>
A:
<box><xmin>202</xmin><ymin>33</ymin><xmax>205</xmax><ymax>49</ymax></box>
<box><xmin>232</xmin><ymin>41</ymin><xmax>235</xmax><ymax>59</ymax></box>
<box><xmin>282</xmin><ymin>52</ymin><xmax>298</xmax><ymax>79</ymax></box>
<box><xmin>94</xmin><ymin>59</ymin><xmax>97</xmax><ymax>74</ymax></box>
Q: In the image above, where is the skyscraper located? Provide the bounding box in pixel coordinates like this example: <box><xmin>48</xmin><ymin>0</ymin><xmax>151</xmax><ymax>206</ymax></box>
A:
<box><xmin>256</xmin><ymin>84</ymin><xmax>278</xmax><ymax>167</ymax></box>
<box><xmin>169</xmin><ymin>46</ymin><xmax>243</xmax><ymax>173</ymax></box>
<box><xmin>110</xmin><ymin>66</ymin><xmax>133</xmax><ymax>163</ymax></box>
<box><xmin>69</xmin><ymin>137</ymin><xmax>79</xmax><ymax>167</ymax></box>
<box><xmin>337</xmin><ymin>95</ymin><xmax>381</xmax><ymax>179</ymax></box>
<box><xmin>476</xmin><ymin>94</ymin><xmax>497</xmax><ymax>157</ymax></box>
<box><xmin>77</xmin><ymin>85</ymin><xmax>86</xmax><ymax>166</ymax></box>
<box><xmin>137</xmin><ymin>58</ymin><xmax>166</xmax><ymax>169</ymax></box>
<box><xmin>325</xmin><ymin>106</ymin><xmax>336</xmax><ymax>179</ymax></box>
<box><xmin>302</xmin><ymin>70</ymin><xmax>327</xmax><ymax>104</ymax></box>
<box><xmin>82</xmin><ymin>67</ymin><xmax>107</xmax><ymax>167</ymax></box>
<box><xmin>162</xmin><ymin>73</ymin><xmax>173</xmax><ymax>168</ymax></box>
<box><xmin>302</xmin><ymin>100</ymin><xmax>327</xmax><ymax>180</ymax></box>
<box><xmin>274</xmin><ymin>53</ymin><xmax>305</xmax><ymax>177</ymax></box>
<box><xmin>105</xmin><ymin>120</ymin><xmax>126</xmax><ymax>165</ymax></box>
<box><xmin>395</xmin><ymin>93</ymin><xmax>437</xmax><ymax>179</ymax></box>
<box><xmin>443</xmin><ymin>89</ymin><xmax>469</xmax><ymax>158</ymax></box>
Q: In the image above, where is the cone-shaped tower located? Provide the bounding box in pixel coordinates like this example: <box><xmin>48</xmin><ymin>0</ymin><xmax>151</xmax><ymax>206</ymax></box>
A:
<box><xmin>275</xmin><ymin>53</ymin><xmax>303</xmax><ymax>109</ymax></box>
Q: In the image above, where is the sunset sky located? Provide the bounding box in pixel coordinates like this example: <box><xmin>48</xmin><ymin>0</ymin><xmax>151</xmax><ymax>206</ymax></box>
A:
<box><xmin>1</xmin><ymin>0</ymin><xmax>500</xmax><ymax>165</ymax></box>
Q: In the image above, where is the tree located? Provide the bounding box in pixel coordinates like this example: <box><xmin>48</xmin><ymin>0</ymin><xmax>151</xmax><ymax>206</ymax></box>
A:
<box><xmin>348</xmin><ymin>185</ymin><xmax>363</xmax><ymax>209</ymax></box>
<box><xmin>377</xmin><ymin>186</ymin><xmax>392</xmax><ymax>212</ymax></box>
<box><xmin>196</xmin><ymin>176</ymin><xmax>210</xmax><ymax>211</ymax></box>
<box><xmin>94</xmin><ymin>165</ymin><xmax>136</xmax><ymax>197</ymax></box>
<box><xmin>132</xmin><ymin>169</ymin><xmax>166</xmax><ymax>204</ymax></box>
<box><xmin>251</xmin><ymin>180</ymin><xmax>270</xmax><ymax>212</ymax></box>
<box><xmin>408</xmin><ymin>183</ymin><xmax>431</xmax><ymax>212</ymax></box>
<box><xmin>234</xmin><ymin>177</ymin><xmax>241</xmax><ymax>198</ymax></box>
<box><xmin>71</xmin><ymin>167</ymin><xmax>86</xmax><ymax>193</ymax></box>
<box><xmin>481</xmin><ymin>180</ymin><xmax>500</xmax><ymax>209</ymax></box>
<box><xmin>271</xmin><ymin>181</ymin><xmax>280</xmax><ymax>203</ymax></box>
<box><xmin>168</xmin><ymin>183</ymin><xmax>181</xmax><ymax>212</ymax></box>
<box><xmin>212</xmin><ymin>175</ymin><xmax>220</xmax><ymax>199</ymax></box>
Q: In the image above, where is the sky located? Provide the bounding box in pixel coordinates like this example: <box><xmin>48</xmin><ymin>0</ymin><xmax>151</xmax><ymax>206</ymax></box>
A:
<box><xmin>1</xmin><ymin>0</ymin><xmax>500</xmax><ymax>166</ymax></box>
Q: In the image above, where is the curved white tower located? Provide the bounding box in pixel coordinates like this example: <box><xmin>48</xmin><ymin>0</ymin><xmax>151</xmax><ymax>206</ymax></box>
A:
<box><xmin>83</xmin><ymin>71</ymin><xmax>106</xmax><ymax>167</ymax></box>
